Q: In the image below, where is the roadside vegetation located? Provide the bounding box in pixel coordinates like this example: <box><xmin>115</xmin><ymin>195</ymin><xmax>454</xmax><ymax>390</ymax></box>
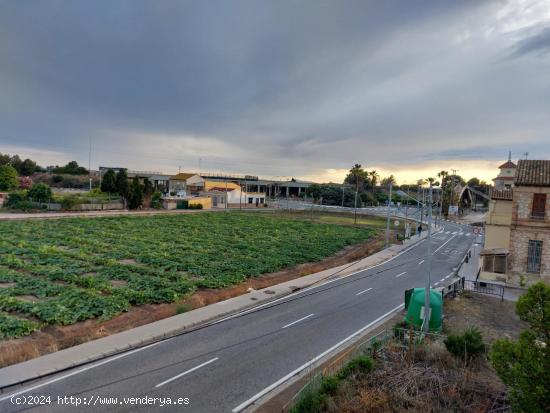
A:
<box><xmin>290</xmin><ymin>285</ymin><xmax>547</xmax><ymax>413</ymax></box>
<box><xmin>0</xmin><ymin>212</ymin><xmax>375</xmax><ymax>339</ymax></box>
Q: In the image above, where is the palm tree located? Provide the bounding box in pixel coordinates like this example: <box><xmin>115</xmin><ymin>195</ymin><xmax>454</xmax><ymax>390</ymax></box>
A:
<box><xmin>368</xmin><ymin>170</ymin><xmax>379</xmax><ymax>187</ymax></box>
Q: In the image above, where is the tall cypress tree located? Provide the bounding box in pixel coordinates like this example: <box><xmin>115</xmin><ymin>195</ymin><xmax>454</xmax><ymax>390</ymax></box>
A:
<box><xmin>115</xmin><ymin>169</ymin><xmax>129</xmax><ymax>206</ymax></box>
<box><xmin>101</xmin><ymin>169</ymin><xmax>117</xmax><ymax>194</ymax></box>
<box><xmin>128</xmin><ymin>177</ymin><xmax>143</xmax><ymax>209</ymax></box>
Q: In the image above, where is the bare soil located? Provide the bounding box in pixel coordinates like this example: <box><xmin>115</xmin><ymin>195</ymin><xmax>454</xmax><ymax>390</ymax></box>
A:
<box><xmin>0</xmin><ymin>233</ymin><xmax>389</xmax><ymax>368</ymax></box>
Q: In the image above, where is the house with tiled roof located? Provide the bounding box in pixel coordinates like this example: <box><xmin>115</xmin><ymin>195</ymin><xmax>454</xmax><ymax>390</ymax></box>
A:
<box><xmin>507</xmin><ymin>159</ymin><xmax>550</xmax><ymax>285</ymax></box>
<box><xmin>492</xmin><ymin>152</ymin><xmax>516</xmax><ymax>189</ymax></box>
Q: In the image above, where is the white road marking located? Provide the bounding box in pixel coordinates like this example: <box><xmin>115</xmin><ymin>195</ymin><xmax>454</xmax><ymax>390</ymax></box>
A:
<box><xmin>445</xmin><ymin>231</ymin><xmax>450</xmax><ymax>234</ymax></box>
<box><xmin>445</xmin><ymin>274</ymin><xmax>451</xmax><ymax>279</ymax></box>
<box><xmin>466</xmin><ymin>233</ymin><xmax>471</xmax><ymax>236</ymax></box>
<box><xmin>231</xmin><ymin>304</ymin><xmax>404</xmax><ymax>412</ymax></box>
<box><xmin>452</xmin><ymin>231</ymin><xmax>457</xmax><ymax>234</ymax></box>
<box><xmin>418</xmin><ymin>260</ymin><xmax>425</xmax><ymax>265</ymax></box>
<box><xmin>395</xmin><ymin>271</ymin><xmax>407</xmax><ymax>278</ymax></box>
<box><xmin>439</xmin><ymin>278</ymin><xmax>445</xmax><ymax>282</ymax></box>
<box><xmin>434</xmin><ymin>281</ymin><xmax>440</xmax><ymax>286</ymax></box>
<box><xmin>155</xmin><ymin>357</ymin><xmax>219</xmax><ymax>388</ymax></box>
<box><xmin>432</xmin><ymin>234</ymin><xmax>458</xmax><ymax>255</ymax></box>
<box><xmin>0</xmin><ymin>341</ymin><xmax>164</xmax><ymax>402</ymax></box>
<box><xmin>356</xmin><ymin>288</ymin><xmax>373</xmax><ymax>296</ymax></box>
<box><xmin>282</xmin><ymin>313</ymin><xmax>315</xmax><ymax>329</ymax></box>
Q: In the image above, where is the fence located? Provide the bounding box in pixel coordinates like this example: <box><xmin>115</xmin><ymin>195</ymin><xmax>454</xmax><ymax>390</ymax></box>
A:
<box><xmin>465</xmin><ymin>280</ymin><xmax>505</xmax><ymax>301</ymax></box>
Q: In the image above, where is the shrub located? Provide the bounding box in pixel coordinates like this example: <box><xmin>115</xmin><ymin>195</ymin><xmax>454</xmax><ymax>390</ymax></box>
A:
<box><xmin>52</xmin><ymin>175</ymin><xmax>64</xmax><ymax>183</ymax></box>
<box><xmin>444</xmin><ymin>327</ymin><xmax>485</xmax><ymax>359</ymax></box>
<box><xmin>60</xmin><ymin>195</ymin><xmax>79</xmax><ymax>211</ymax></box>
<box><xmin>28</xmin><ymin>183</ymin><xmax>52</xmax><ymax>203</ymax></box>
<box><xmin>0</xmin><ymin>165</ymin><xmax>18</xmax><ymax>191</ymax></box>
<box><xmin>189</xmin><ymin>203</ymin><xmax>203</xmax><ymax>210</ymax></box>
<box><xmin>5</xmin><ymin>190</ymin><xmax>28</xmax><ymax>207</ymax></box>
<box><xmin>337</xmin><ymin>355</ymin><xmax>374</xmax><ymax>379</ymax></box>
<box><xmin>490</xmin><ymin>282</ymin><xmax>550</xmax><ymax>412</ymax></box>
<box><xmin>151</xmin><ymin>192</ymin><xmax>163</xmax><ymax>209</ymax></box>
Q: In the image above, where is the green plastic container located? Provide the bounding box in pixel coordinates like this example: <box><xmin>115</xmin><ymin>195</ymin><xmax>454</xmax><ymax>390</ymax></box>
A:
<box><xmin>405</xmin><ymin>288</ymin><xmax>443</xmax><ymax>331</ymax></box>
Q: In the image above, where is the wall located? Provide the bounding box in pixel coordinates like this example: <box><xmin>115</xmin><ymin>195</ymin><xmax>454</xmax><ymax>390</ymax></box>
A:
<box><xmin>484</xmin><ymin>198</ymin><xmax>512</xmax><ymax>250</ymax></box>
<box><xmin>508</xmin><ymin>186</ymin><xmax>550</xmax><ymax>285</ymax></box>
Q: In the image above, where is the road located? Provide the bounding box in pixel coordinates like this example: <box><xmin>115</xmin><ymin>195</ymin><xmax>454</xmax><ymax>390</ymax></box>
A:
<box><xmin>0</xmin><ymin>218</ymin><xmax>474</xmax><ymax>413</ymax></box>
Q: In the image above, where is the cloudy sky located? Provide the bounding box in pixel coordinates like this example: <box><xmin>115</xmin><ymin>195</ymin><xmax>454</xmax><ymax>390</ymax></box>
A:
<box><xmin>1</xmin><ymin>0</ymin><xmax>549</xmax><ymax>184</ymax></box>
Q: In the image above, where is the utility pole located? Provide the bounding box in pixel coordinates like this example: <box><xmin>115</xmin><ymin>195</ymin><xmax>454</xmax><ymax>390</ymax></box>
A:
<box><xmin>354</xmin><ymin>180</ymin><xmax>358</xmax><ymax>224</ymax></box>
<box><xmin>341</xmin><ymin>185</ymin><xmax>345</xmax><ymax>207</ymax></box>
<box><xmin>423</xmin><ymin>184</ymin><xmax>433</xmax><ymax>332</ymax></box>
<box><xmin>88</xmin><ymin>137</ymin><xmax>92</xmax><ymax>191</ymax></box>
<box><xmin>385</xmin><ymin>182</ymin><xmax>392</xmax><ymax>248</ymax></box>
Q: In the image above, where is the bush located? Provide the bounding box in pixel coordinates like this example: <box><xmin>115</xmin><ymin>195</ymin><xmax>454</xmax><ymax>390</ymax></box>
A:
<box><xmin>337</xmin><ymin>355</ymin><xmax>374</xmax><ymax>379</ymax></box>
<box><xmin>59</xmin><ymin>195</ymin><xmax>79</xmax><ymax>211</ymax></box>
<box><xmin>151</xmin><ymin>192</ymin><xmax>163</xmax><ymax>209</ymax></box>
<box><xmin>444</xmin><ymin>327</ymin><xmax>485</xmax><ymax>360</ymax></box>
<box><xmin>490</xmin><ymin>282</ymin><xmax>550</xmax><ymax>412</ymax></box>
<box><xmin>52</xmin><ymin>175</ymin><xmax>63</xmax><ymax>183</ymax></box>
<box><xmin>5</xmin><ymin>190</ymin><xmax>28</xmax><ymax>207</ymax></box>
<box><xmin>189</xmin><ymin>203</ymin><xmax>203</xmax><ymax>210</ymax></box>
<box><xmin>28</xmin><ymin>183</ymin><xmax>52</xmax><ymax>203</ymax></box>
<box><xmin>0</xmin><ymin>165</ymin><xmax>18</xmax><ymax>191</ymax></box>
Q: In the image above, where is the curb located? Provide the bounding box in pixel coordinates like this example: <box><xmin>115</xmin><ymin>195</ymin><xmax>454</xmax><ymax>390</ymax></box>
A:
<box><xmin>0</xmin><ymin>232</ymin><xmax>429</xmax><ymax>391</ymax></box>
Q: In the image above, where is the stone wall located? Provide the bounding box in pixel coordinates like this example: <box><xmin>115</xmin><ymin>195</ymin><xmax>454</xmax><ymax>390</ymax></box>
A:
<box><xmin>508</xmin><ymin>185</ymin><xmax>550</xmax><ymax>285</ymax></box>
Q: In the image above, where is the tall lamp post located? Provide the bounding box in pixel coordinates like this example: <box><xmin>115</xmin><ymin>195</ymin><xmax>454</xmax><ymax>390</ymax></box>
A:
<box><xmin>423</xmin><ymin>183</ymin><xmax>434</xmax><ymax>332</ymax></box>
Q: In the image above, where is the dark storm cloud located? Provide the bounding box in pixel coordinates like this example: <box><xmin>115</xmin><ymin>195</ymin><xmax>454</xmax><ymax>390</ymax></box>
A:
<box><xmin>509</xmin><ymin>26</ymin><xmax>550</xmax><ymax>58</ymax></box>
<box><xmin>1</xmin><ymin>0</ymin><xmax>549</xmax><ymax>180</ymax></box>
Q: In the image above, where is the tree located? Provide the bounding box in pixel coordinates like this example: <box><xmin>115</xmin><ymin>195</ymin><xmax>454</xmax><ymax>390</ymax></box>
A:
<box><xmin>18</xmin><ymin>176</ymin><xmax>33</xmax><ymax>189</ymax></box>
<box><xmin>368</xmin><ymin>170</ymin><xmax>379</xmax><ymax>187</ymax></box>
<box><xmin>344</xmin><ymin>164</ymin><xmax>369</xmax><ymax>190</ymax></box>
<box><xmin>467</xmin><ymin>177</ymin><xmax>480</xmax><ymax>187</ymax></box>
<box><xmin>28</xmin><ymin>183</ymin><xmax>52</xmax><ymax>203</ymax></box>
<box><xmin>0</xmin><ymin>165</ymin><xmax>18</xmax><ymax>191</ymax></box>
<box><xmin>143</xmin><ymin>177</ymin><xmax>153</xmax><ymax>197</ymax></box>
<box><xmin>100</xmin><ymin>169</ymin><xmax>117</xmax><ymax>194</ymax></box>
<box><xmin>19</xmin><ymin>158</ymin><xmax>38</xmax><ymax>176</ymax></box>
<box><xmin>381</xmin><ymin>175</ymin><xmax>397</xmax><ymax>187</ymax></box>
<box><xmin>0</xmin><ymin>152</ymin><xmax>11</xmax><ymax>166</ymax></box>
<box><xmin>128</xmin><ymin>177</ymin><xmax>143</xmax><ymax>209</ymax></box>
<box><xmin>53</xmin><ymin>161</ymin><xmax>88</xmax><ymax>175</ymax></box>
<box><xmin>490</xmin><ymin>282</ymin><xmax>550</xmax><ymax>412</ymax></box>
<box><xmin>115</xmin><ymin>169</ymin><xmax>129</xmax><ymax>202</ymax></box>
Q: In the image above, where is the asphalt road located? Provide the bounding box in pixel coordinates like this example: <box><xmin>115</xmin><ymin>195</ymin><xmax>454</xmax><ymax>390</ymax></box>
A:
<box><xmin>0</xmin><ymin>218</ymin><xmax>474</xmax><ymax>413</ymax></box>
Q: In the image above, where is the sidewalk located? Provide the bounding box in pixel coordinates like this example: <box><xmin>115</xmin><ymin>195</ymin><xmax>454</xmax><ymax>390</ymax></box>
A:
<box><xmin>0</xmin><ymin>232</ymin><xmax>429</xmax><ymax>390</ymax></box>
<box><xmin>461</xmin><ymin>243</ymin><xmax>525</xmax><ymax>302</ymax></box>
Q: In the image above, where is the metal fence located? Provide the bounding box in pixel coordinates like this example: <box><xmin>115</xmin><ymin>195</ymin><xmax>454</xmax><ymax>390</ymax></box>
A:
<box><xmin>465</xmin><ymin>280</ymin><xmax>505</xmax><ymax>301</ymax></box>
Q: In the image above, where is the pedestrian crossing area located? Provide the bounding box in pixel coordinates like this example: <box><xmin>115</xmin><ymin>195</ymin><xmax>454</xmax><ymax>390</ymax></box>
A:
<box><xmin>442</xmin><ymin>230</ymin><xmax>472</xmax><ymax>237</ymax></box>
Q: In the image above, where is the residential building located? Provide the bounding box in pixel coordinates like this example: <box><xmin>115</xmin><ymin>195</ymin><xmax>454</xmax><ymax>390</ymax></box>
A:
<box><xmin>492</xmin><ymin>152</ymin><xmax>516</xmax><ymax>189</ymax></box>
<box><xmin>480</xmin><ymin>188</ymin><xmax>513</xmax><ymax>282</ymax></box>
<box><xmin>507</xmin><ymin>159</ymin><xmax>550</xmax><ymax>284</ymax></box>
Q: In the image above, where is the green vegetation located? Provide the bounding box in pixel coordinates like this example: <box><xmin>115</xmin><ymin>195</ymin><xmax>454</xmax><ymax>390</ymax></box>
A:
<box><xmin>490</xmin><ymin>282</ymin><xmax>550</xmax><ymax>412</ymax></box>
<box><xmin>0</xmin><ymin>165</ymin><xmax>19</xmax><ymax>191</ymax></box>
<box><xmin>444</xmin><ymin>326</ymin><xmax>485</xmax><ymax>360</ymax></box>
<box><xmin>290</xmin><ymin>356</ymin><xmax>375</xmax><ymax>413</ymax></box>
<box><xmin>0</xmin><ymin>213</ymin><xmax>375</xmax><ymax>338</ymax></box>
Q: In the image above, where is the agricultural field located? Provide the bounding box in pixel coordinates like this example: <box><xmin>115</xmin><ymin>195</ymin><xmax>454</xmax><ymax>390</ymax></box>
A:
<box><xmin>0</xmin><ymin>212</ymin><xmax>375</xmax><ymax>339</ymax></box>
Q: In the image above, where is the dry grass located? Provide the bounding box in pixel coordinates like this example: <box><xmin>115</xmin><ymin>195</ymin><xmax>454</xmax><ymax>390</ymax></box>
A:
<box><xmin>326</xmin><ymin>342</ymin><xmax>505</xmax><ymax>413</ymax></box>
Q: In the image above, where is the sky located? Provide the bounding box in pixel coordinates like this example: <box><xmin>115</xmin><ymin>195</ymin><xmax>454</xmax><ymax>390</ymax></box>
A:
<box><xmin>1</xmin><ymin>0</ymin><xmax>549</xmax><ymax>184</ymax></box>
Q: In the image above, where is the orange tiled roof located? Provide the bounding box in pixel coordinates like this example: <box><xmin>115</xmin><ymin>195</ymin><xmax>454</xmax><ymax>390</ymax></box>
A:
<box><xmin>515</xmin><ymin>160</ymin><xmax>550</xmax><ymax>186</ymax></box>
<box><xmin>490</xmin><ymin>188</ymin><xmax>513</xmax><ymax>200</ymax></box>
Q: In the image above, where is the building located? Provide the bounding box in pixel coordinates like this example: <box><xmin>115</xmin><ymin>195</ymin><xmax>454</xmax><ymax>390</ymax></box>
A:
<box><xmin>98</xmin><ymin>167</ymin><xmax>171</xmax><ymax>192</ymax></box>
<box><xmin>507</xmin><ymin>160</ymin><xmax>550</xmax><ymax>285</ymax></box>
<box><xmin>480</xmin><ymin>188</ymin><xmax>513</xmax><ymax>282</ymax></box>
<box><xmin>492</xmin><ymin>152</ymin><xmax>516</xmax><ymax>189</ymax></box>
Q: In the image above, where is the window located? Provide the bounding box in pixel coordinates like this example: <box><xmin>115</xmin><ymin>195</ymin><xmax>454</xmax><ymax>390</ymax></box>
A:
<box><xmin>532</xmin><ymin>193</ymin><xmax>546</xmax><ymax>219</ymax></box>
<box><xmin>527</xmin><ymin>240</ymin><xmax>543</xmax><ymax>273</ymax></box>
<box><xmin>248</xmin><ymin>197</ymin><xmax>253</xmax><ymax>204</ymax></box>
<box><xmin>482</xmin><ymin>255</ymin><xmax>507</xmax><ymax>274</ymax></box>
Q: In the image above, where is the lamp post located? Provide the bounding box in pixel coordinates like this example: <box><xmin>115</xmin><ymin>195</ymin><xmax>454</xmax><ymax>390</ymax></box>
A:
<box><xmin>423</xmin><ymin>184</ymin><xmax>433</xmax><ymax>332</ymax></box>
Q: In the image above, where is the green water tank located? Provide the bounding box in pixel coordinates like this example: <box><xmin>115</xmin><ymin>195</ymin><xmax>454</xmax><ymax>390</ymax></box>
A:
<box><xmin>405</xmin><ymin>288</ymin><xmax>443</xmax><ymax>331</ymax></box>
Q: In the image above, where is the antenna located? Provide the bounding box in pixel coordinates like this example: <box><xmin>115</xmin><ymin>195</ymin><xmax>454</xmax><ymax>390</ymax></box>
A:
<box><xmin>523</xmin><ymin>152</ymin><xmax>529</xmax><ymax>160</ymax></box>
